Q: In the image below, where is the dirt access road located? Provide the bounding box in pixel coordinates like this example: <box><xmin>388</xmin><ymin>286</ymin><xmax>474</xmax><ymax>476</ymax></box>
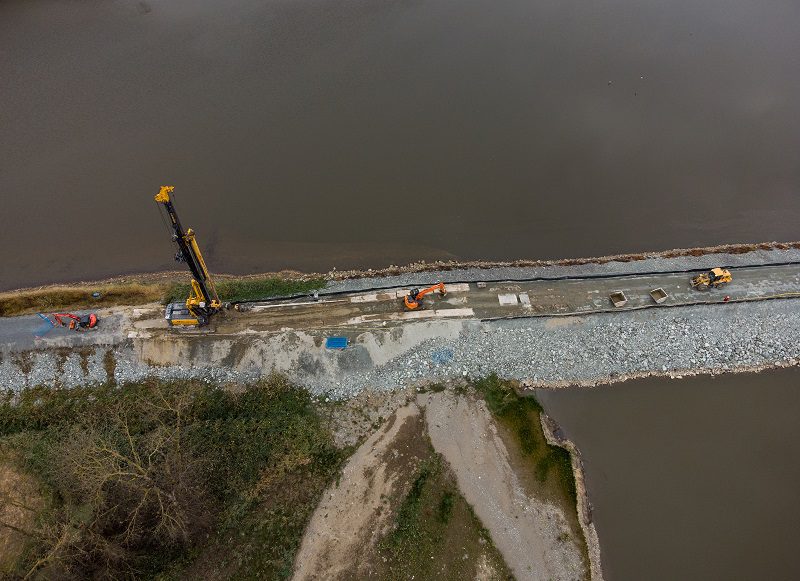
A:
<box><xmin>221</xmin><ymin>262</ymin><xmax>800</xmax><ymax>333</ymax></box>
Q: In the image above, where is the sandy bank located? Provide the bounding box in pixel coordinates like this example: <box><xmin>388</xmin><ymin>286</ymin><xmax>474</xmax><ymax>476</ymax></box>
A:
<box><xmin>296</xmin><ymin>391</ymin><xmax>590</xmax><ymax>580</ymax></box>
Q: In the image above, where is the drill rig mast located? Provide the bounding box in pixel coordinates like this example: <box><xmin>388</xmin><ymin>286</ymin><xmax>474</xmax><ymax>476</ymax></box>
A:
<box><xmin>155</xmin><ymin>186</ymin><xmax>221</xmax><ymax>326</ymax></box>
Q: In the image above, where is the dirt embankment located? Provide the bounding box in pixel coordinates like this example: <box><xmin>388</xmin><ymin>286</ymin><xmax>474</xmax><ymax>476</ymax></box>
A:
<box><xmin>296</xmin><ymin>391</ymin><xmax>592</xmax><ymax>580</ymax></box>
<box><xmin>295</xmin><ymin>397</ymin><xmax>512</xmax><ymax>580</ymax></box>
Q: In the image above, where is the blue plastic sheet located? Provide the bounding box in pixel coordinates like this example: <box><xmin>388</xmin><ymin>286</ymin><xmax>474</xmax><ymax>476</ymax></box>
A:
<box><xmin>34</xmin><ymin>313</ymin><xmax>55</xmax><ymax>337</ymax></box>
<box><xmin>325</xmin><ymin>336</ymin><xmax>348</xmax><ymax>350</ymax></box>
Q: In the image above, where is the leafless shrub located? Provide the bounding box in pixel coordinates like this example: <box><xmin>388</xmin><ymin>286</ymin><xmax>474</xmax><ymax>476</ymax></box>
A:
<box><xmin>22</xmin><ymin>383</ymin><xmax>211</xmax><ymax>579</ymax></box>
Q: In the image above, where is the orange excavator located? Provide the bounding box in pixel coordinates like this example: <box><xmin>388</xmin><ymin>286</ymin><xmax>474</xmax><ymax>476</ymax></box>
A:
<box><xmin>404</xmin><ymin>282</ymin><xmax>447</xmax><ymax>310</ymax></box>
<box><xmin>52</xmin><ymin>313</ymin><xmax>98</xmax><ymax>331</ymax></box>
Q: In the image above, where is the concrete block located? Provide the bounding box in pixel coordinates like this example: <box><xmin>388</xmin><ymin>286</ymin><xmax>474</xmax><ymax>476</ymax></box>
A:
<box><xmin>498</xmin><ymin>293</ymin><xmax>519</xmax><ymax>306</ymax></box>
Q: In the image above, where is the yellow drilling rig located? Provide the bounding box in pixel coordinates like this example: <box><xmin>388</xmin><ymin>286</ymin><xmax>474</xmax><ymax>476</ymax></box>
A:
<box><xmin>154</xmin><ymin>186</ymin><xmax>221</xmax><ymax>326</ymax></box>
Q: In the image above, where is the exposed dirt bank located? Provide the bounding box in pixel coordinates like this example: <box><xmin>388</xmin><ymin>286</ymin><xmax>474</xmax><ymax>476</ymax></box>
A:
<box><xmin>0</xmin><ymin>270</ymin><xmax>318</xmax><ymax>296</ymax></box>
<box><xmin>294</xmin><ymin>403</ymin><xmax>424</xmax><ymax>579</ymax></box>
<box><xmin>0</xmin><ymin>273</ymin><xmax>323</xmax><ymax>317</ymax></box>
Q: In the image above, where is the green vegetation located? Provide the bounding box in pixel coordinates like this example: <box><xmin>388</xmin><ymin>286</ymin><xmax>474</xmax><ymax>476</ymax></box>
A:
<box><xmin>0</xmin><ymin>376</ymin><xmax>345</xmax><ymax>579</ymax></box>
<box><xmin>0</xmin><ymin>275</ymin><xmax>326</xmax><ymax>317</ymax></box>
<box><xmin>163</xmin><ymin>276</ymin><xmax>325</xmax><ymax>305</ymax></box>
<box><xmin>0</xmin><ymin>283</ymin><xmax>165</xmax><ymax>317</ymax></box>
<box><xmin>377</xmin><ymin>454</ymin><xmax>511</xmax><ymax>580</ymax></box>
<box><xmin>474</xmin><ymin>374</ymin><xmax>576</xmax><ymax>501</ymax></box>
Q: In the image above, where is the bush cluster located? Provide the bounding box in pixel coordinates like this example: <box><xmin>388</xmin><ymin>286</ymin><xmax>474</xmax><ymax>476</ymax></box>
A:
<box><xmin>0</xmin><ymin>377</ymin><xmax>343</xmax><ymax>579</ymax></box>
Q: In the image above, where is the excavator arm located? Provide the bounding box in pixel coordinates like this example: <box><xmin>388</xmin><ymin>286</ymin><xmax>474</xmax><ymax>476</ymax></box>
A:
<box><xmin>155</xmin><ymin>186</ymin><xmax>221</xmax><ymax>326</ymax></box>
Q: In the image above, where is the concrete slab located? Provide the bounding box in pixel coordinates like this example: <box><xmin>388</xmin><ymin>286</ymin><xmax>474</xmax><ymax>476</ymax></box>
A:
<box><xmin>346</xmin><ymin>308</ymin><xmax>475</xmax><ymax>325</ymax></box>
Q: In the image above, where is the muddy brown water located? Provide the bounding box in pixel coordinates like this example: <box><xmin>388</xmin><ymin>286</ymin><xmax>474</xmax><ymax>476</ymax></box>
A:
<box><xmin>536</xmin><ymin>368</ymin><xmax>800</xmax><ymax>581</ymax></box>
<box><xmin>2</xmin><ymin>0</ymin><xmax>800</xmax><ymax>291</ymax></box>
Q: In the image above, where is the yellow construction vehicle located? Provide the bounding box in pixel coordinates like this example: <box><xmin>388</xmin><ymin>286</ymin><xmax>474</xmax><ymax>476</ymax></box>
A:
<box><xmin>691</xmin><ymin>267</ymin><xmax>732</xmax><ymax>291</ymax></box>
<box><xmin>404</xmin><ymin>282</ymin><xmax>446</xmax><ymax>310</ymax></box>
<box><xmin>154</xmin><ymin>186</ymin><xmax>221</xmax><ymax>326</ymax></box>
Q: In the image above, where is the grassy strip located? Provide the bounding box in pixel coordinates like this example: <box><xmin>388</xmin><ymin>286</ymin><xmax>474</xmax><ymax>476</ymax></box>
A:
<box><xmin>0</xmin><ymin>376</ymin><xmax>345</xmax><ymax>580</ymax></box>
<box><xmin>162</xmin><ymin>276</ymin><xmax>325</xmax><ymax>305</ymax></box>
<box><xmin>474</xmin><ymin>374</ymin><xmax>576</xmax><ymax>502</ymax></box>
<box><xmin>0</xmin><ymin>283</ymin><xmax>165</xmax><ymax>317</ymax></box>
<box><xmin>0</xmin><ymin>275</ymin><xmax>326</xmax><ymax>317</ymax></box>
<box><xmin>378</xmin><ymin>453</ymin><xmax>511</xmax><ymax>580</ymax></box>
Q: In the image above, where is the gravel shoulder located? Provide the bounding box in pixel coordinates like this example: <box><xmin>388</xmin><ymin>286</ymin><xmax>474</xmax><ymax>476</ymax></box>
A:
<box><xmin>322</xmin><ymin>245</ymin><xmax>800</xmax><ymax>295</ymax></box>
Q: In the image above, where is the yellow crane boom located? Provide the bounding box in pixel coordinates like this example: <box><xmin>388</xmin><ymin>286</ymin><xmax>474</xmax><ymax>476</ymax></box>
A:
<box><xmin>154</xmin><ymin>186</ymin><xmax>221</xmax><ymax>326</ymax></box>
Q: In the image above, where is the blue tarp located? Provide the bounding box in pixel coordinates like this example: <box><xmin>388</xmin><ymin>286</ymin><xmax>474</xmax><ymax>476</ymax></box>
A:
<box><xmin>325</xmin><ymin>336</ymin><xmax>348</xmax><ymax>350</ymax></box>
<box><xmin>34</xmin><ymin>313</ymin><xmax>55</xmax><ymax>337</ymax></box>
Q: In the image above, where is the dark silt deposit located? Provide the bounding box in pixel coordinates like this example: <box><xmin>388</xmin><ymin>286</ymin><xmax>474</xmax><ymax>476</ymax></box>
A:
<box><xmin>2</xmin><ymin>0</ymin><xmax>800</xmax><ymax>290</ymax></box>
<box><xmin>537</xmin><ymin>368</ymin><xmax>800</xmax><ymax>581</ymax></box>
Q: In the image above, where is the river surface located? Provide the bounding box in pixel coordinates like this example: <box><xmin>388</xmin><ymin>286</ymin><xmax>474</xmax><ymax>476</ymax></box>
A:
<box><xmin>537</xmin><ymin>368</ymin><xmax>800</xmax><ymax>581</ymax></box>
<box><xmin>2</xmin><ymin>0</ymin><xmax>800</xmax><ymax>290</ymax></box>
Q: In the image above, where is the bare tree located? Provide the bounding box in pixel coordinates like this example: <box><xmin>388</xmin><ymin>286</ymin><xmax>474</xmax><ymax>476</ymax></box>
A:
<box><xmin>23</xmin><ymin>383</ymin><xmax>211</xmax><ymax>578</ymax></box>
